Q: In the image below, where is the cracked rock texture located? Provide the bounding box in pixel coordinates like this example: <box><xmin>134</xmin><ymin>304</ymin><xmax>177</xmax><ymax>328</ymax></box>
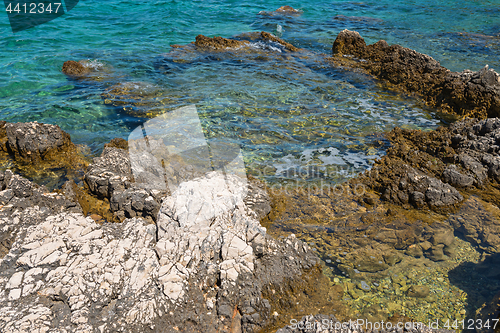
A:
<box><xmin>330</xmin><ymin>29</ymin><xmax>500</xmax><ymax>118</ymax></box>
<box><xmin>0</xmin><ymin>169</ymin><xmax>322</xmax><ymax>333</ymax></box>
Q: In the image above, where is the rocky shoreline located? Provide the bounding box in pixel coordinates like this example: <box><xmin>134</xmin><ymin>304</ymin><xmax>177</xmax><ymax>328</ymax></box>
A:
<box><xmin>329</xmin><ymin>30</ymin><xmax>500</xmax><ymax>119</ymax></box>
<box><xmin>2</xmin><ymin>28</ymin><xmax>500</xmax><ymax>333</ymax></box>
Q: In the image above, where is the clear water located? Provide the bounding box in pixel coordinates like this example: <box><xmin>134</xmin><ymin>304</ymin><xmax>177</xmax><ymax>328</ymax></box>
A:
<box><xmin>2</xmin><ymin>0</ymin><xmax>500</xmax><ymax>328</ymax></box>
<box><xmin>0</xmin><ymin>1</ymin><xmax>500</xmax><ymax>176</ymax></box>
<box><xmin>0</xmin><ymin>0</ymin><xmax>499</xmax><ymax>184</ymax></box>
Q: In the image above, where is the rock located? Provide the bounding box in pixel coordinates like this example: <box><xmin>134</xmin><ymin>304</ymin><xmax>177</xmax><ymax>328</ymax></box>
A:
<box><xmin>443</xmin><ymin>164</ymin><xmax>475</xmax><ymax>187</ymax></box>
<box><xmin>449</xmin><ymin>196</ymin><xmax>500</xmax><ymax>253</ymax></box>
<box><xmin>0</xmin><ymin>168</ymin><xmax>329</xmax><ymax>333</ymax></box>
<box><xmin>194</xmin><ymin>34</ymin><xmax>250</xmax><ymax>50</ymax></box>
<box><xmin>330</xmin><ymin>30</ymin><xmax>500</xmax><ymax>118</ymax></box>
<box><xmin>258</xmin><ymin>6</ymin><xmax>302</xmax><ymax>16</ymax></box>
<box><xmin>259</xmin><ymin>31</ymin><xmax>299</xmax><ymax>52</ymax></box>
<box><xmin>101</xmin><ymin>82</ymin><xmax>170</xmax><ymax>118</ymax></box>
<box><xmin>275</xmin><ymin>314</ymin><xmax>452</xmax><ymax>332</ymax></box>
<box><xmin>104</xmin><ymin>137</ymin><xmax>128</xmax><ymax>150</ymax></box>
<box><xmin>5</xmin><ymin>122</ymin><xmax>75</xmax><ymax>164</ymax></box>
<box><xmin>192</xmin><ymin>32</ymin><xmax>299</xmax><ymax>52</ymax></box>
<box><xmin>61</xmin><ymin>59</ymin><xmax>110</xmax><ymax>81</ymax></box>
<box><xmin>407</xmin><ymin>285</ymin><xmax>430</xmax><ymax>298</ymax></box>
<box><xmin>84</xmin><ymin>147</ymin><xmax>134</xmax><ymax>199</ymax></box>
<box><xmin>275</xmin><ymin>6</ymin><xmax>301</xmax><ymax>14</ymax></box>
<box><xmin>368</xmin><ymin>162</ymin><xmax>463</xmax><ymax>212</ymax></box>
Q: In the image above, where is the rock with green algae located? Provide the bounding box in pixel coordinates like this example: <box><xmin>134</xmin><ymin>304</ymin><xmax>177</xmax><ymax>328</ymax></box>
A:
<box><xmin>330</xmin><ymin>29</ymin><xmax>500</xmax><ymax>119</ymax></box>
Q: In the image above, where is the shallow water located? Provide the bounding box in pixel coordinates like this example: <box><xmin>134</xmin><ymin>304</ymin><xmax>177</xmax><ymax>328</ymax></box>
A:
<box><xmin>4</xmin><ymin>0</ymin><xmax>499</xmax><ymax>184</ymax></box>
<box><xmin>1</xmin><ymin>0</ymin><xmax>500</xmax><ymax>329</ymax></box>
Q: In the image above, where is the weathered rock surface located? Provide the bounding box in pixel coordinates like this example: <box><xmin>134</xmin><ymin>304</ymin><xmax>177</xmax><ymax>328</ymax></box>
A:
<box><xmin>330</xmin><ymin>29</ymin><xmax>500</xmax><ymax>118</ymax></box>
<box><xmin>0</xmin><ymin>169</ymin><xmax>82</xmax><ymax>259</ymax></box>
<box><xmin>61</xmin><ymin>60</ymin><xmax>112</xmax><ymax>81</ymax></box>
<box><xmin>83</xmin><ymin>146</ymin><xmax>164</xmax><ymax>223</ymax></box>
<box><xmin>0</xmin><ymin>170</ymin><xmax>327</xmax><ymax>333</ymax></box>
<box><xmin>359</xmin><ymin>118</ymin><xmax>500</xmax><ymax>213</ymax></box>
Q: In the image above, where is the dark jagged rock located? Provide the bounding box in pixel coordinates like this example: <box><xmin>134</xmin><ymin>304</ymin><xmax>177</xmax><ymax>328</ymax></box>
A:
<box><xmin>276</xmin><ymin>314</ymin><xmax>454</xmax><ymax>332</ymax></box>
<box><xmin>104</xmin><ymin>137</ymin><xmax>128</xmax><ymax>150</ymax></box>
<box><xmin>358</xmin><ymin>118</ymin><xmax>500</xmax><ymax>213</ymax></box>
<box><xmin>83</xmin><ymin>146</ymin><xmax>164</xmax><ymax>222</ymax></box>
<box><xmin>61</xmin><ymin>59</ymin><xmax>112</xmax><ymax>81</ymax></box>
<box><xmin>330</xmin><ymin>29</ymin><xmax>500</xmax><ymax>118</ymax></box>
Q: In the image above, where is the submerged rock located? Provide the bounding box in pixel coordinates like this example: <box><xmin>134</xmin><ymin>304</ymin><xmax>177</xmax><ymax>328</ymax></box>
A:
<box><xmin>101</xmin><ymin>82</ymin><xmax>173</xmax><ymax>117</ymax></box>
<box><xmin>61</xmin><ymin>59</ymin><xmax>112</xmax><ymax>81</ymax></box>
<box><xmin>258</xmin><ymin>6</ymin><xmax>302</xmax><ymax>16</ymax></box>
<box><xmin>276</xmin><ymin>314</ymin><xmax>453</xmax><ymax>332</ymax></box>
<box><xmin>330</xmin><ymin>29</ymin><xmax>500</xmax><ymax>118</ymax></box>
<box><xmin>156</xmin><ymin>31</ymin><xmax>301</xmax><ymax>72</ymax></box>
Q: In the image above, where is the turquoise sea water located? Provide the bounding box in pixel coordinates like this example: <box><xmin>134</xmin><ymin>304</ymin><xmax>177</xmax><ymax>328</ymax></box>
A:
<box><xmin>0</xmin><ymin>0</ymin><xmax>499</xmax><ymax>184</ymax></box>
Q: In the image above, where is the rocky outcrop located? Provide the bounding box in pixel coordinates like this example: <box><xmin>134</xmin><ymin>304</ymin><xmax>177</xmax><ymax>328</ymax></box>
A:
<box><xmin>194</xmin><ymin>34</ymin><xmax>250</xmax><ymax>50</ymax></box>
<box><xmin>330</xmin><ymin>29</ymin><xmax>500</xmax><ymax>118</ymax></box>
<box><xmin>0</xmin><ymin>170</ymin><xmax>333</xmax><ymax>333</ymax></box>
<box><xmin>0</xmin><ymin>121</ymin><xmax>87</xmax><ymax>190</ymax></box>
<box><xmin>61</xmin><ymin>59</ymin><xmax>112</xmax><ymax>81</ymax></box>
<box><xmin>276</xmin><ymin>314</ymin><xmax>454</xmax><ymax>332</ymax></box>
<box><xmin>358</xmin><ymin>118</ymin><xmax>500</xmax><ymax>214</ymax></box>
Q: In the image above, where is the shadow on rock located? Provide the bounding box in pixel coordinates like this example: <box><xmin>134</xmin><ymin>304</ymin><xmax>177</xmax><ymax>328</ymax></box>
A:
<box><xmin>448</xmin><ymin>253</ymin><xmax>500</xmax><ymax>332</ymax></box>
